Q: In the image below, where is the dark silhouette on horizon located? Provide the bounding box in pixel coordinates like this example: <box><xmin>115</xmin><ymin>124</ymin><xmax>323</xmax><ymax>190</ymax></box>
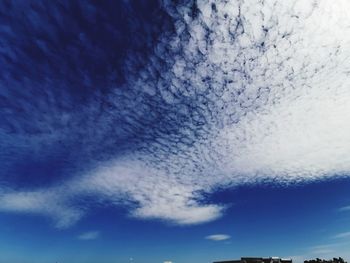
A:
<box><xmin>214</xmin><ymin>257</ymin><xmax>348</xmax><ymax>263</ymax></box>
<box><xmin>214</xmin><ymin>257</ymin><xmax>292</xmax><ymax>263</ymax></box>
<box><xmin>304</xmin><ymin>258</ymin><xmax>347</xmax><ymax>263</ymax></box>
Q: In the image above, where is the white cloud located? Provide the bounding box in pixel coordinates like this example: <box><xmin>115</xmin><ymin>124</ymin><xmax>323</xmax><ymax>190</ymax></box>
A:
<box><xmin>0</xmin><ymin>158</ymin><xmax>224</xmax><ymax>227</ymax></box>
<box><xmin>1</xmin><ymin>0</ymin><xmax>350</xmax><ymax>227</ymax></box>
<box><xmin>78</xmin><ymin>231</ymin><xmax>100</xmax><ymax>240</ymax></box>
<box><xmin>205</xmin><ymin>234</ymin><xmax>231</xmax><ymax>241</ymax></box>
<box><xmin>132</xmin><ymin>202</ymin><xmax>223</xmax><ymax>225</ymax></box>
<box><xmin>79</xmin><ymin>158</ymin><xmax>225</xmax><ymax>225</ymax></box>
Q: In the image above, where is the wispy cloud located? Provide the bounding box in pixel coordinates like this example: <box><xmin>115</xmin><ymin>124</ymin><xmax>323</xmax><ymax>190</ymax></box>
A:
<box><xmin>205</xmin><ymin>234</ymin><xmax>231</xmax><ymax>241</ymax></box>
<box><xmin>78</xmin><ymin>231</ymin><xmax>100</xmax><ymax>240</ymax></box>
<box><xmin>310</xmin><ymin>244</ymin><xmax>338</xmax><ymax>250</ymax></box>
<box><xmin>309</xmin><ymin>248</ymin><xmax>335</xmax><ymax>255</ymax></box>
<box><xmin>0</xmin><ymin>190</ymin><xmax>82</xmax><ymax>228</ymax></box>
<box><xmin>332</xmin><ymin>232</ymin><xmax>350</xmax><ymax>239</ymax></box>
<box><xmin>339</xmin><ymin>206</ymin><xmax>350</xmax><ymax>212</ymax></box>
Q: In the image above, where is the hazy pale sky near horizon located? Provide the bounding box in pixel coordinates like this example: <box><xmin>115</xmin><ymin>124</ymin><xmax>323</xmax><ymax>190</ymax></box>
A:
<box><xmin>1</xmin><ymin>0</ymin><xmax>350</xmax><ymax>262</ymax></box>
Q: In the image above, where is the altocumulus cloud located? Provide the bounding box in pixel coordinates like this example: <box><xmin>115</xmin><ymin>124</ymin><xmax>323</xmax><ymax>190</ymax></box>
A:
<box><xmin>1</xmin><ymin>0</ymin><xmax>350</xmax><ymax>227</ymax></box>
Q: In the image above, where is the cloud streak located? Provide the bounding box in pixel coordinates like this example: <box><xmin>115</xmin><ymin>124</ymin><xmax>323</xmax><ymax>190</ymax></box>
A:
<box><xmin>333</xmin><ymin>232</ymin><xmax>350</xmax><ymax>239</ymax></box>
<box><xmin>339</xmin><ymin>206</ymin><xmax>350</xmax><ymax>212</ymax></box>
<box><xmin>205</xmin><ymin>234</ymin><xmax>231</xmax><ymax>241</ymax></box>
<box><xmin>1</xmin><ymin>0</ymin><xmax>350</xmax><ymax>227</ymax></box>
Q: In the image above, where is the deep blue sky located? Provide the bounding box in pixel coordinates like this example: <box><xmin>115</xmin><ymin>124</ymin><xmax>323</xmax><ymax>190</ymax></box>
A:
<box><xmin>1</xmin><ymin>1</ymin><xmax>350</xmax><ymax>263</ymax></box>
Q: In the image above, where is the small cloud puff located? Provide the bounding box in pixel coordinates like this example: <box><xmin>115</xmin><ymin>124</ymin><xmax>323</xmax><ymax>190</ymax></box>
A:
<box><xmin>205</xmin><ymin>234</ymin><xmax>231</xmax><ymax>241</ymax></box>
<box><xmin>78</xmin><ymin>231</ymin><xmax>100</xmax><ymax>240</ymax></box>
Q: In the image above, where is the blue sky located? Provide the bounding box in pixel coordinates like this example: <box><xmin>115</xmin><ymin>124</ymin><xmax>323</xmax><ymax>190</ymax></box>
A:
<box><xmin>1</xmin><ymin>178</ymin><xmax>350</xmax><ymax>263</ymax></box>
<box><xmin>1</xmin><ymin>0</ymin><xmax>350</xmax><ymax>263</ymax></box>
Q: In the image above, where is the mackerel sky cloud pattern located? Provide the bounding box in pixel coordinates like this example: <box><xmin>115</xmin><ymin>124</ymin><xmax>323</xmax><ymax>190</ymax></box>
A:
<box><xmin>1</xmin><ymin>0</ymin><xmax>350</xmax><ymax>227</ymax></box>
